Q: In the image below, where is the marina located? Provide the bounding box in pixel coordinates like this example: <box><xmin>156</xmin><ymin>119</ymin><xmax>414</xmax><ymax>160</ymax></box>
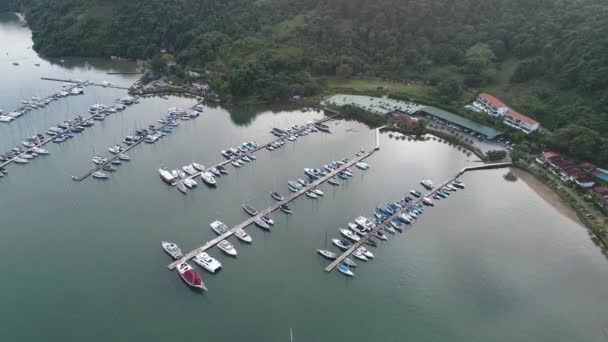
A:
<box><xmin>167</xmin><ymin>146</ymin><xmax>377</xmax><ymax>270</ymax></box>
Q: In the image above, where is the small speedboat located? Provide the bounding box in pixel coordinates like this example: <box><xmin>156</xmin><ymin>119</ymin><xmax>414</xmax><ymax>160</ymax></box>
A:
<box><xmin>410</xmin><ymin>190</ymin><xmax>422</xmax><ymax>197</ymax></box>
<box><xmin>217</xmin><ymin>165</ymin><xmax>228</xmax><ymax>175</ymax></box>
<box><xmin>102</xmin><ymin>165</ymin><xmax>117</xmax><ymax>172</ymax></box>
<box><xmin>349</xmin><ymin>223</ymin><xmax>366</xmax><ymax>236</ymax></box>
<box><xmin>332</xmin><ymin>238</ymin><xmax>352</xmax><ymax>251</ymax></box>
<box><xmin>14</xmin><ymin>157</ymin><xmax>28</xmax><ymax>164</ymax></box>
<box><xmin>161</xmin><ymin>241</ymin><xmax>183</xmax><ymax>259</ymax></box>
<box><xmin>383</xmin><ymin>225</ymin><xmax>396</xmax><ymax>234</ymax></box>
<box><xmin>254</xmin><ymin>218</ymin><xmax>271</xmax><ymax>231</ymax></box>
<box><xmin>210</xmin><ymin>167</ymin><xmax>221</xmax><ymax>176</ymax></box>
<box><xmin>176</xmin><ymin>262</ymin><xmax>207</xmax><ymax>290</ymax></box>
<box><xmin>288</xmin><ymin>184</ymin><xmax>299</xmax><ymax>192</ymax></box>
<box><xmin>280</xmin><ymin>204</ymin><xmax>292</xmax><ymax>214</ymax></box>
<box><xmin>183</xmin><ymin>178</ymin><xmax>197</xmax><ymax>189</ymax></box>
<box><xmin>328</xmin><ymin>177</ymin><xmax>340</xmax><ymax>186</ymax></box>
<box><xmin>298</xmin><ymin>178</ymin><xmax>307</xmax><ymax>186</ymax></box>
<box><xmin>231</xmin><ymin>160</ymin><xmax>241</xmax><ymax>167</ymax></box>
<box><xmin>217</xmin><ymin>240</ymin><xmax>237</xmax><ymax>256</ymax></box>
<box><xmin>192</xmin><ymin>162</ymin><xmax>205</xmax><ymax>171</ymax></box>
<box><xmin>111</xmin><ymin>159</ymin><xmax>122</xmax><ymax>165</ymax></box>
<box><xmin>235</xmin><ymin>228</ymin><xmax>252</xmax><ymax>243</ymax></box>
<box><xmin>312</xmin><ymin>188</ymin><xmax>324</xmax><ymax>196</ymax></box>
<box><xmin>317</xmin><ymin>249</ymin><xmax>337</xmax><ymax>260</ymax></box>
<box><xmin>243</xmin><ymin>204</ymin><xmax>258</xmax><ymax>216</ymax></box>
<box><xmin>261</xmin><ymin>214</ymin><xmax>274</xmax><ymax>226</ymax></box>
<box><xmin>343</xmin><ymin>257</ymin><xmax>357</xmax><ymax>268</ymax></box>
<box><xmin>92</xmin><ymin>171</ymin><xmax>109</xmax><ymax>179</ymax></box>
<box><xmin>340</xmin><ymin>228</ymin><xmax>360</xmax><ymax>242</ymax></box>
<box><xmin>182</xmin><ymin>164</ymin><xmax>197</xmax><ymax>175</ymax></box>
<box><xmin>31</xmin><ymin>147</ymin><xmax>49</xmax><ymax>155</ymax></box>
<box><xmin>305</xmin><ymin>191</ymin><xmax>318</xmax><ymax>199</ymax></box>
<box><xmin>271</xmin><ymin>192</ymin><xmax>284</xmax><ymax>201</ymax></box>
<box><xmin>108</xmin><ymin>145</ymin><xmax>122</xmax><ymax>154</ymax></box>
<box><xmin>210</xmin><ymin>220</ymin><xmax>229</xmax><ymax>235</ymax></box>
<box><xmin>176</xmin><ymin>180</ymin><xmax>187</xmax><ymax>194</ymax></box>
<box><xmin>194</xmin><ymin>253</ymin><xmax>222</xmax><ymax>273</ymax></box>
<box><xmin>357</xmin><ymin>247</ymin><xmax>374</xmax><ymax>259</ymax></box>
<box><xmin>352</xmin><ymin>249</ymin><xmax>368</xmax><ymax>261</ymax></box>
<box><xmin>355</xmin><ymin>162</ymin><xmax>369</xmax><ymax>170</ymax></box>
<box><xmin>92</xmin><ymin>156</ymin><xmax>107</xmax><ymax>165</ymax></box>
<box><xmin>375</xmin><ymin>231</ymin><xmax>388</xmax><ymax>241</ymax></box>
<box><xmin>337</xmin><ymin>264</ymin><xmax>354</xmax><ymax>277</ymax></box>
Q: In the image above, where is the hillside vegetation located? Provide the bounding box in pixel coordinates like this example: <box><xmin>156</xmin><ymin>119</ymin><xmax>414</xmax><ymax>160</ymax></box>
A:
<box><xmin>16</xmin><ymin>0</ymin><xmax>608</xmax><ymax>164</ymax></box>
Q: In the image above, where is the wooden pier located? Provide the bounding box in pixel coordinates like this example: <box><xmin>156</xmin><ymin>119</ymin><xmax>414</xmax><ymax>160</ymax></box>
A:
<box><xmin>41</xmin><ymin>77</ymin><xmax>130</xmax><ymax>90</ymax></box>
<box><xmin>167</xmin><ymin>148</ymin><xmax>377</xmax><ymax>270</ymax></box>
<box><xmin>324</xmin><ymin>161</ymin><xmax>513</xmax><ymax>271</ymax></box>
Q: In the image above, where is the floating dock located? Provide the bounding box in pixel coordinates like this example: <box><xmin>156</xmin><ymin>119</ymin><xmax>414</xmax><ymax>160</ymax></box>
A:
<box><xmin>324</xmin><ymin>161</ymin><xmax>513</xmax><ymax>271</ymax></box>
<box><xmin>167</xmin><ymin>149</ymin><xmax>376</xmax><ymax>270</ymax></box>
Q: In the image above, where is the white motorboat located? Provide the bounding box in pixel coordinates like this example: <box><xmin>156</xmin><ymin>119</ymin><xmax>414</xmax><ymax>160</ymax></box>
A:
<box><xmin>235</xmin><ymin>228</ymin><xmax>252</xmax><ymax>243</ymax></box>
<box><xmin>343</xmin><ymin>257</ymin><xmax>357</xmax><ymax>268</ymax></box>
<box><xmin>210</xmin><ymin>167</ymin><xmax>221</xmax><ymax>176</ymax></box>
<box><xmin>108</xmin><ymin>145</ymin><xmax>122</xmax><ymax>154</ymax></box>
<box><xmin>161</xmin><ymin>241</ymin><xmax>183</xmax><ymax>259</ymax></box>
<box><xmin>355</xmin><ymin>216</ymin><xmax>375</xmax><ymax>231</ymax></box>
<box><xmin>312</xmin><ymin>188</ymin><xmax>324</xmax><ymax>196</ymax></box>
<box><xmin>159</xmin><ymin>168</ymin><xmax>176</xmax><ymax>185</ymax></box>
<box><xmin>176</xmin><ymin>180</ymin><xmax>187</xmax><ymax>194</ymax></box>
<box><xmin>340</xmin><ymin>228</ymin><xmax>360</xmax><ymax>242</ymax></box>
<box><xmin>92</xmin><ymin>156</ymin><xmax>107</xmax><ymax>165</ymax></box>
<box><xmin>183</xmin><ymin>178</ymin><xmax>197</xmax><ymax>188</ymax></box>
<box><xmin>261</xmin><ymin>214</ymin><xmax>274</xmax><ymax>226</ymax></box>
<box><xmin>305</xmin><ymin>191</ymin><xmax>318</xmax><ymax>199</ymax></box>
<box><xmin>22</xmin><ymin>141</ymin><xmax>36</xmax><ymax>148</ymax></box>
<box><xmin>182</xmin><ymin>164</ymin><xmax>197</xmax><ymax>175</ymax></box>
<box><xmin>357</xmin><ymin>247</ymin><xmax>374</xmax><ymax>259</ymax></box>
<box><xmin>194</xmin><ymin>252</ymin><xmax>222</xmax><ymax>273</ymax></box>
<box><xmin>332</xmin><ymin>238</ymin><xmax>352</xmax><ymax>251</ymax></box>
<box><xmin>201</xmin><ymin>172</ymin><xmax>217</xmax><ymax>186</ymax></box>
<box><xmin>231</xmin><ymin>160</ymin><xmax>241</xmax><ymax>167</ymax></box>
<box><xmin>13</xmin><ymin>157</ymin><xmax>28</xmax><ymax>164</ymax></box>
<box><xmin>31</xmin><ymin>147</ymin><xmax>49</xmax><ymax>155</ymax></box>
<box><xmin>192</xmin><ymin>162</ymin><xmax>205</xmax><ymax>171</ymax></box>
<box><xmin>420</xmin><ymin>179</ymin><xmax>434</xmax><ymax>189</ymax></box>
<box><xmin>217</xmin><ymin>240</ymin><xmax>237</xmax><ymax>256</ymax></box>
<box><xmin>92</xmin><ymin>171</ymin><xmax>109</xmax><ymax>179</ymax></box>
<box><xmin>355</xmin><ymin>162</ymin><xmax>369</xmax><ymax>170</ymax></box>
<box><xmin>349</xmin><ymin>222</ymin><xmax>367</xmax><ymax>236</ymax></box>
<box><xmin>352</xmin><ymin>249</ymin><xmax>368</xmax><ymax>261</ymax></box>
<box><xmin>20</xmin><ymin>153</ymin><xmax>34</xmax><ymax>159</ymax></box>
<box><xmin>210</xmin><ymin>220</ymin><xmax>229</xmax><ymax>235</ymax></box>
<box><xmin>254</xmin><ymin>218</ymin><xmax>271</xmax><ymax>230</ymax></box>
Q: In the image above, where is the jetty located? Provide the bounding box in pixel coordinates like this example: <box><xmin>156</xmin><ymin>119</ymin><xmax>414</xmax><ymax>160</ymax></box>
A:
<box><xmin>168</xmin><ymin>148</ymin><xmax>377</xmax><ymax>270</ymax></box>
<box><xmin>41</xmin><ymin>77</ymin><xmax>130</xmax><ymax>90</ymax></box>
<box><xmin>324</xmin><ymin>161</ymin><xmax>513</xmax><ymax>271</ymax></box>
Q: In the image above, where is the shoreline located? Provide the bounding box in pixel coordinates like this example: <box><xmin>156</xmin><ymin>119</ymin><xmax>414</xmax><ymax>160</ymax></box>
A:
<box><xmin>510</xmin><ymin>168</ymin><xmax>583</xmax><ymax>226</ymax></box>
<box><xmin>10</xmin><ymin>12</ymin><xmax>26</xmax><ymax>23</ymax></box>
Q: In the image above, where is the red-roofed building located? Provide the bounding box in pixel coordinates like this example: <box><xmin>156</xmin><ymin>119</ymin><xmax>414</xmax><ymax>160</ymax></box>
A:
<box><xmin>474</xmin><ymin>93</ymin><xmax>540</xmax><ymax>134</ymax></box>
<box><xmin>539</xmin><ymin>151</ymin><xmax>596</xmax><ymax>188</ymax></box>
<box><xmin>580</xmin><ymin>162</ymin><xmax>596</xmax><ymax>172</ymax></box>
<box><xmin>504</xmin><ymin>110</ymin><xmax>540</xmax><ymax>134</ymax></box>
<box><xmin>475</xmin><ymin>93</ymin><xmax>509</xmax><ymax>117</ymax></box>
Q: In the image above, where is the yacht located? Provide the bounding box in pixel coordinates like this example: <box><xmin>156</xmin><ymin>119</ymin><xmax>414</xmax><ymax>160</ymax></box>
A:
<box><xmin>235</xmin><ymin>228</ymin><xmax>252</xmax><ymax>243</ymax></box>
<box><xmin>176</xmin><ymin>262</ymin><xmax>207</xmax><ymax>290</ymax></box>
<box><xmin>210</xmin><ymin>221</ymin><xmax>229</xmax><ymax>235</ymax></box>
<box><xmin>108</xmin><ymin>145</ymin><xmax>122</xmax><ymax>154</ymax></box>
<box><xmin>254</xmin><ymin>218</ymin><xmax>271</xmax><ymax>231</ymax></box>
<box><xmin>337</xmin><ymin>264</ymin><xmax>354</xmax><ymax>277</ymax></box>
<box><xmin>231</xmin><ymin>160</ymin><xmax>241</xmax><ymax>167</ymax></box>
<box><xmin>422</xmin><ymin>197</ymin><xmax>435</xmax><ymax>206</ymax></box>
<box><xmin>332</xmin><ymin>239</ymin><xmax>352</xmax><ymax>251</ymax></box>
<box><xmin>200</xmin><ymin>172</ymin><xmax>216</xmax><ymax>186</ymax></box>
<box><xmin>183</xmin><ymin>178</ymin><xmax>197</xmax><ymax>188</ymax></box>
<box><xmin>217</xmin><ymin>240</ymin><xmax>237</xmax><ymax>256</ymax></box>
<box><xmin>317</xmin><ymin>249</ymin><xmax>337</xmax><ymax>260</ymax></box>
<box><xmin>176</xmin><ymin>180</ymin><xmax>187</xmax><ymax>194</ymax></box>
<box><xmin>31</xmin><ymin>147</ymin><xmax>49</xmax><ymax>155</ymax></box>
<box><xmin>118</xmin><ymin>154</ymin><xmax>130</xmax><ymax>161</ymax></box>
<box><xmin>92</xmin><ymin>171</ymin><xmax>109</xmax><ymax>179</ymax></box>
<box><xmin>340</xmin><ymin>229</ymin><xmax>360</xmax><ymax>242</ymax></box>
<box><xmin>193</xmin><ymin>252</ymin><xmax>222</xmax><ymax>273</ymax></box>
<box><xmin>271</xmin><ymin>192</ymin><xmax>284</xmax><ymax>201</ymax></box>
<box><xmin>374</xmin><ymin>231</ymin><xmax>388</xmax><ymax>241</ymax></box>
<box><xmin>161</xmin><ymin>241</ymin><xmax>183</xmax><ymax>259</ymax></box>
<box><xmin>192</xmin><ymin>162</ymin><xmax>205</xmax><ymax>171</ymax></box>
<box><xmin>182</xmin><ymin>164</ymin><xmax>197</xmax><ymax>175</ymax></box>
<box><xmin>312</xmin><ymin>188</ymin><xmax>324</xmax><ymax>196</ymax></box>
<box><xmin>243</xmin><ymin>204</ymin><xmax>258</xmax><ymax>216</ymax></box>
<box><xmin>355</xmin><ymin>216</ymin><xmax>375</xmax><ymax>231</ymax></box>
<box><xmin>349</xmin><ymin>222</ymin><xmax>366</xmax><ymax>236</ymax></box>
<box><xmin>420</xmin><ymin>179</ymin><xmax>434</xmax><ymax>189</ymax></box>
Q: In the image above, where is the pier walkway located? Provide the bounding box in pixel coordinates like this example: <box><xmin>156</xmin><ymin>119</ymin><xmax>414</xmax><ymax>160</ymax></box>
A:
<box><xmin>324</xmin><ymin>161</ymin><xmax>513</xmax><ymax>271</ymax></box>
<box><xmin>168</xmin><ymin>148</ymin><xmax>377</xmax><ymax>270</ymax></box>
<box><xmin>41</xmin><ymin>77</ymin><xmax>130</xmax><ymax>90</ymax></box>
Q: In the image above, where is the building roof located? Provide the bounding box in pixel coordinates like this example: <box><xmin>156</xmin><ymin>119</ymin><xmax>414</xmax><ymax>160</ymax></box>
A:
<box><xmin>580</xmin><ymin>162</ymin><xmax>596</xmax><ymax>171</ymax></box>
<box><xmin>478</xmin><ymin>93</ymin><xmax>507</xmax><ymax>108</ymax></box>
<box><xmin>506</xmin><ymin>110</ymin><xmax>539</xmax><ymax>126</ymax></box>
<box><xmin>418</xmin><ymin>106</ymin><xmax>503</xmax><ymax>139</ymax></box>
<box><xmin>594</xmin><ymin>187</ymin><xmax>608</xmax><ymax>196</ymax></box>
<box><xmin>543</xmin><ymin>151</ymin><xmax>559</xmax><ymax>159</ymax></box>
<box><xmin>592</xmin><ymin>169</ymin><xmax>608</xmax><ymax>182</ymax></box>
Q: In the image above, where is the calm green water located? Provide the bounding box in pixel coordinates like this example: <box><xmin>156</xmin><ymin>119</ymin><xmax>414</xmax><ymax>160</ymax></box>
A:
<box><xmin>1</xmin><ymin>13</ymin><xmax>608</xmax><ymax>341</ymax></box>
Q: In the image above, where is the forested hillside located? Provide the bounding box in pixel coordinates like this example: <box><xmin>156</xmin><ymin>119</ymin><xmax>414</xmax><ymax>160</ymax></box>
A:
<box><xmin>15</xmin><ymin>0</ymin><xmax>608</xmax><ymax>163</ymax></box>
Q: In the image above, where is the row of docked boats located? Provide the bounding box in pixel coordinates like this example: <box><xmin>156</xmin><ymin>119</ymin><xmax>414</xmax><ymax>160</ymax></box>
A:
<box><xmin>0</xmin><ymin>83</ymin><xmax>86</xmax><ymax>123</ymax></box>
<box><xmin>159</xmin><ymin>162</ymin><xmax>226</xmax><ymax>193</ymax></box>
<box><xmin>221</xmin><ymin>142</ymin><xmax>257</xmax><ymax>167</ymax></box>
<box><xmin>318</xmin><ymin>179</ymin><xmax>466</xmax><ymax>277</ymax></box>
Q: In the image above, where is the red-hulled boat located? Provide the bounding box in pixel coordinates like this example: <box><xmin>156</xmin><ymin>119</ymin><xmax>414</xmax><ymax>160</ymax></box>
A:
<box><xmin>176</xmin><ymin>262</ymin><xmax>207</xmax><ymax>290</ymax></box>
